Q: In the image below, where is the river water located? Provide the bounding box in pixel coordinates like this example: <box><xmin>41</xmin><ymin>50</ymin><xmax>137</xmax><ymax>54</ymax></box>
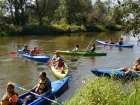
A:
<box><xmin>0</xmin><ymin>31</ymin><xmax>139</xmax><ymax>103</ymax></box>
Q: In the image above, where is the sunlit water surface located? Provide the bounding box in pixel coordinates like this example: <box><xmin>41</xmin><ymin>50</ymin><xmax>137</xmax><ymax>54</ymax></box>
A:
<box><xmin>0</xmin><ymin>32</ymin><xmax>139</xmax><ymax>103</ymax></box>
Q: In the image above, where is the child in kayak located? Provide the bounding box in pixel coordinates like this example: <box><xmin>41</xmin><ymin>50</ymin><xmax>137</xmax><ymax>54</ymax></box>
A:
<box><xmin>109</xmin><ymin>38</ymin><xmax>114</xmax><ymax>44</ymax></box>
<box><xmin>117</xmin><ymin>38</ymin><xmax>123</xmax><ymax>45</ymax></box>
<box><xmin>22</xmin><ymin>45</ymin><xmax>30</xmax><ymax>54</ymax></box>
<box><xmin>30</xmin><ymin>46</ymin><xmax>39</xmax><ymax>56</ymax></box>
<box><xmin>1</xmin><ymin>82</ymin><xmax>18</xmax><ymax>105</ymax></box>
<box><xmin>72</xmin><ymin>44</ymin><xmax>79</xmax><ymax>52</ymax></box>
<box><xmin>89</xmin><ymin>44</ymin><xmax>96</xmax><ymax>52</ymax></box>
<box><xmin>55</xmin><ymin>57</ymin><xmax>64</xmax><ymax>68</ymax></box>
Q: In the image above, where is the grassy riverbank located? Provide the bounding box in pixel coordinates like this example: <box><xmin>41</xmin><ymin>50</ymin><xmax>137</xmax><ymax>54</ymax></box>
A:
<box><xmin>0</xmin><ymin>24</ymin><xmax>122</xmax><ymax>36</ymax></box>
<box><xmin>64</xmin><ymin>76</ymin><xmax>140</xmax><ymax>105</ymax></box>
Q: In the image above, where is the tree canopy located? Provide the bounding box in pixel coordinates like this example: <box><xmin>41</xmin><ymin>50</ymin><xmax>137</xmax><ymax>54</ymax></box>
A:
<box><xmin>0</xmin><ymin>0</ymin><xmax>139</xmax><ymax>35</ymax></box>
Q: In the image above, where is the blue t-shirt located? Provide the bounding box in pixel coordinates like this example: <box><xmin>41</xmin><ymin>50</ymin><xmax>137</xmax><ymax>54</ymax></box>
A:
<box><xmin>43</xmin><ymin>79</ymin><xmax>52</xmax><ymax>93</ymax></box>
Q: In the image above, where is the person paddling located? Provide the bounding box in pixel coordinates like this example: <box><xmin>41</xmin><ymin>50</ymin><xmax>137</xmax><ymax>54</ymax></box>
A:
<box><xmin>22</xmin><ymin>45</ymin><xmax>30</xmax><ymax>54</ymax></box>
<box><xmin>89</xmin><ymin>44</ymin><xmax>96</xmax><ymax>52</ymax></box>
<box><xmin>30</xmin><ymin>46</ymin><xmax>39</xmax><ymax>56</ymax></box>
<box><xmin>109</xmin><ymin>38</ymin><xmax>114</xmax><ymax>44</ymax></box>
<box><xmin>24</xmin><ymin>72</ymin><xmax>52</xmax><ymax>105</ymax></box>
<box><xmin>117</xmin><ymin>38</ymin><xmax>123</xmax><ymax>45</ymax></box>
<box><xmin>72</xmin><ymin>44</ymin><xmax>79</xmax><ymax>52</ymax></box>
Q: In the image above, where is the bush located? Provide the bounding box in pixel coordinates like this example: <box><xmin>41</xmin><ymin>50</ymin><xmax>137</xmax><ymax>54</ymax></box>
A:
<box><xmin>64</xmin><ymin>76</ymin><xmax>140</xmax><ymax>105</ymax></box>
<box><xmin>86</xmin><ymin>24</ymin><xmax>109</xmax><ymax>32</ymax></box>
<box><xmin>106</xmin><ymin>24</ymin><xmax>122</xmax><ymax>31</ymax></box>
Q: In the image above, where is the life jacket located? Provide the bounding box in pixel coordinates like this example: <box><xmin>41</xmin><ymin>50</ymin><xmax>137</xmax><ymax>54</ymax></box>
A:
<box><xmin>131</xmin><ymin>63</ymin><xmax>139</xmax><ymax>71</ymax></box>
<box><xmin>1</xmin><ymin>92</ymin><xmax>17</xmax><ymax>105</ymax></box>
<box><xmin>31</xmin><ymin>50</ymin><xmax>38</xmax><ymax>56</ymax></box>
<box><xmin>35</xmin><ymin>78</ymin><xmax>48</xmax><ymax>94</ymax></box>
<box><xmin>57</xmin><ymin>61</ymin><xmax>64</xmax><ymax>67</ymax></box>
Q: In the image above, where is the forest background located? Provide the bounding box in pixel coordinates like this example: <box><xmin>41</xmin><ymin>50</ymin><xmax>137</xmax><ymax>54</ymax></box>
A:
<box><xmin>0</xmin><ymin>0</ymin><xmax>139</xmax><ymax>36</ymax></box>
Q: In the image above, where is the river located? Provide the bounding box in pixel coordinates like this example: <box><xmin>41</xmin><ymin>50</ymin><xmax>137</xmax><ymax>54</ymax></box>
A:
<box><xmin>0</xmin><ymin>31</ymin><xmax>139</xmax><ymax>103</ymax></box>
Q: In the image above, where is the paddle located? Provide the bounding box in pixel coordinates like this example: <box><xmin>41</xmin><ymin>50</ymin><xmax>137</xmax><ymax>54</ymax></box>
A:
<box><xmin>70</xmin><ymin>37</ymin><xmax>94</xmax><ymax>62</ymax></box>
<box><xmin>10</xmin><ymin>52</ymin><xmax>17</xmax><ymax>54</ymax></box>
<box><xmin>15</xmin><ymin>83</ymin><xmax>62</xmax><ymax>105</ymax></box>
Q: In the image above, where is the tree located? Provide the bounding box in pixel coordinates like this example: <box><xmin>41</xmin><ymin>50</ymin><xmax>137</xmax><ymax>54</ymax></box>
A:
<box><xmin>115</xmin><ymin>0</ymin><xmax>140</xmax><ymax>35</ymax></box>
<box><xmin>5</xmin><ymin>0</ymin><xmax>28</xmax><ymax>25</ymax></box>
<box><xmin>92</xmin><ymin>0</ymin><xmax>108</xmax><ymax>25</ymax></box>
<box><xmin>55</xmin><ymin>0</ymin><xmax>93</xmax><ymax>25</ymax></box>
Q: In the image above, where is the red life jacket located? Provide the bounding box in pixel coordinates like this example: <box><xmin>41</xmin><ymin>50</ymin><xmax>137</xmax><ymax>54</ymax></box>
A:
<box><xmin>57</xmin><ymin>62</ymin><xmax>64</xmax><ymax>67</ymax></box>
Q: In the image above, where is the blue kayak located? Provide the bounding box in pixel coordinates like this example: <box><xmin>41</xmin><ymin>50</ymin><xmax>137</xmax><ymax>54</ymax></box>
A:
<box><xmin>91</xmin><ymin>69</ymin><xmax>139</xmax><ymax>79</ymax></box>
<box><xmin>18</xmin><ymin>50</ymin><xmax>29</xmax><ymax>54</ymax></box>
<box><xmin>18</xmin><ymin>50</ymin><xmax>50</xmax><ymax>62</ymax></box>
<box><xmin>20</xmin><ymin>54</ymin><xmax>50</xmax><ymax>62</ymax></box>
<box><xmin>96</xmin><ymin>40</ymin><xmax>134</xmax><ymax>48</ymax></box>
<box><xmin>18</xmin><ymin>76</ymin><xmax>69</xmax><ymax>105</ymax></box>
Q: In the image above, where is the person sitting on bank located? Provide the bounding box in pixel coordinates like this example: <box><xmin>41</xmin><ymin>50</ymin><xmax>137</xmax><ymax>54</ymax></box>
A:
<box><xmin>30</xmin><ymin>46</ymin><xmax>39</xmax><ymax>56</ymax></box>
<box><xmin>24</xmin><ymin>71</ymin><xmax>52</xmax><ymax>105</ymax></box>
<box><xmin>1</xmin><ymin>82</ymin><xmax>18</xmax><ymax>105</ymax></box>
<box><xmin>22</xmin><ymin>45</ymin><xmax>30</xmax><ymax>54</ymax></box>
<box><xmin>122</xmin><ymin>58</ymin><xmax>140</xmax><ymax>75</ymax></box>
<box><xmin>72</xmin><ymin>44</ymin><xmax>79</xmax><ymax>52</ymax></box>
<box><xmin>109</xmin><ymin>38</ymin><xmax>114</xmax><ymax>44</ymax></box>
<box><xmin>89</xmin><ymin>44</ymin><xmax>96</xmax><ymax>52</ymax></box>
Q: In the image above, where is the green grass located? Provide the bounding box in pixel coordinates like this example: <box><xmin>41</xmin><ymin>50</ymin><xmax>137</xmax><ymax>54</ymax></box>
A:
<box><xmin>64</xmin><ymin>76</ymin><xmax>140</xmax><ymax>105</ymax></box>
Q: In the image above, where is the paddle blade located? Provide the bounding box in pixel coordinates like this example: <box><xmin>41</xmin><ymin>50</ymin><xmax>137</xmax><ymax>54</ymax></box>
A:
<box><xmin>15</xmin><ymin>83</ymin><xmax>26</xmax><ymax>91</ymax></box>
<box><xmin>37</xmin><ymin>62</ymin><xmax>45</xmax><ymax>66</ymax></box>
<box><xmin>10</xmin><ymin>52</ymin><xmax>17</xmax><ymax>54</ymax></box>
<box><xmin>71</xmin><ymin>58</ymin><xmax>77</xmax><ymax>62</ymax></box>
<box><xmin>51</xmin><ymin>99</ymin><xmax>63</xmax><ymax>105</ymax></box>
<box><xmin>15</xmin><ymin>83</ymin><xmax>22</xmax><ymax>90</ymax></box>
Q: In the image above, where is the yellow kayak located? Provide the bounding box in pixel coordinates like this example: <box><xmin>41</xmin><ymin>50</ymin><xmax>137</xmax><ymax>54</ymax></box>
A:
<box><xmin>50</xmin><ymin>62</ymin><xmax>69</xmax><ymax>79</ymax></box>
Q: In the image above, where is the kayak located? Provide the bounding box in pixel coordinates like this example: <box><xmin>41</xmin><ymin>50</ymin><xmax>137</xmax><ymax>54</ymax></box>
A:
<box><xmin>18</xmin><ymin>50</ymin><xmax>50</xmax><ymax>62</ymax></box>
<box><xmin>96</xmin><ymin>40</ymin><xmax>134</xmax><ymax>48</ymax></box>
<box><xmin>59</xmin><ymin>50</ymin><xmax>107</xmax><ymax>56</ymax></box>
<box><xmin>20</xmin><ymin>54</ymin><xmax>50</xmax><ymax>62</ymax></box>
<box><xmin>50</xmin><ymin>62</ymin><xmax>69</xmax><ymax>79</ymax></box>
<box><xmin>91</xmin><ymin>69</ymin><xmax>139</xmax><ymax>79</ymax></box>
<box><xmin>18</xmin><ymin>76</ymin><xmax>69</xmax><ymax>105</ymax></box>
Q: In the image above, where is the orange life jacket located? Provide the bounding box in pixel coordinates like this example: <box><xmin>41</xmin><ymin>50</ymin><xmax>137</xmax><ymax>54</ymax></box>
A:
<box><xmin>1</xmin><ymin>92</ymin><xmax>17</xmax><ymax>105</ymax></box>
<box><xmin>31</xmin><ymin>50</ymin><xmax>38</xmax><ymax>56</ymax></box>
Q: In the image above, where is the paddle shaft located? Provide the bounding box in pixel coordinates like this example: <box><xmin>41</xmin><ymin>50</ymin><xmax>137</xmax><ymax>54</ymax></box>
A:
<box><xmin>70</xmin><ymin>37</ymin><xmax>94</xmax><ymax>62</ymax></box>
<box><xmin>15</xmin><ymin>85</ymin><xmax>61</xmax><ymax>104</ymax></box>
<box><xmin>82</xmin><ymin>37</ymin><xmax>94</xmax><ymax>56</ymax></box>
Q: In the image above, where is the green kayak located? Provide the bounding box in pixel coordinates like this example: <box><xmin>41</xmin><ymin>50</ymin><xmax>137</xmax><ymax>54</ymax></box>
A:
<box><xmin>59</xmin><ymin>50</ymin><xmax>107</xmax><ymax>56</ymax></box>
